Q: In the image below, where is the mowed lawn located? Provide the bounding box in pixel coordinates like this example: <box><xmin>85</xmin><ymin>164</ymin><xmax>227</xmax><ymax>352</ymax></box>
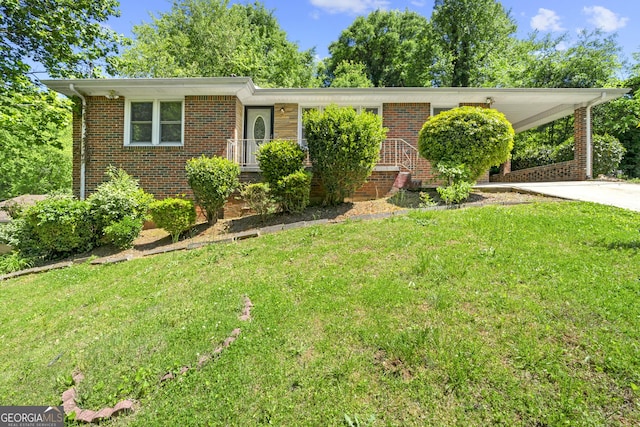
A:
<box><xmin>0</xmin><ymin>202</ymin><xmax>639</xmax><ymax>426</ymax></box>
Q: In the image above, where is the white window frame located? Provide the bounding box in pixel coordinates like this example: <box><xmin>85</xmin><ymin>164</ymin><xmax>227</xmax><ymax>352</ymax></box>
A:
<box><xmin>298</xmin><ymin>104</ymin><xmax>382</xmax><ymax>141</ymax></box>
<box><xmin>431</xmin><ymin>105</ymin><xmax>456</xmax><ymax>117</ymax></box>
<box><xmin>124</xmin><ymin>99</ymin><xmax>185</xmax><ymax>146</ymax></box>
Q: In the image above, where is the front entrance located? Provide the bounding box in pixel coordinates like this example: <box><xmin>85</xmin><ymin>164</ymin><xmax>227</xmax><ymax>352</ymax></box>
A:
<box><xmin>244</xmin><ymin>107</ymin><xmax>273</xmax><ymax>165</ymax></box>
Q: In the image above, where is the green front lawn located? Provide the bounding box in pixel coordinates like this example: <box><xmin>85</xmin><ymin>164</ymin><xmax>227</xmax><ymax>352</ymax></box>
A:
<box><xmin>0</xmin><ymin>202</ymin><xmax>638</xmax><ymax>425</ymax></box>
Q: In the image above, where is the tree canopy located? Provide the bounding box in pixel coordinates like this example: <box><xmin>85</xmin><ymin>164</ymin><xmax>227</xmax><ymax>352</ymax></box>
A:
<box><xmin>113</xmin><ymin>0</ymin><xmax>315</xmax><ymax>88</ymax></box>
<box><xmin>430</xmin><ymin>0</ymin><xmax>517</xmax><ymax>87</ymax></box>
<box><xmin>0</xmin><ymin>0</ymin><xmax>124</xmax><ymax>88</ymax></box>
<box><xmin>326</xmin><ymin>9</ymin><xmax>429</xmax><ymax>87</ymax></box>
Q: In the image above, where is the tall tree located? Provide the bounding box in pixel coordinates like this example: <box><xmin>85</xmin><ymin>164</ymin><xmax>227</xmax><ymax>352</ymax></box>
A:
<box><xmin>517</xmin><ymin>30</ymin><xmax>622</xmax><ymax>88</ymax></box>
<box><xmin>0</xmin><ymin>88</ymin><xmax>72</xmax><ymax>199</ymax></box>
<box><xmin>329</xmin><ymin>61</ymin><xmax>373</xmax><ymax>88</ymax></box>
<box><xmin>114</xmin><ymin>0</ymin><xmax>315</xmax><ymax>88</ymax></box>
<box><xmin>430</xmin><ymin>0</ymin><xmax>516</xmax><ymax>87</ymax></box>
<box><xmin>326</xmin><ymin>9</ymin><xmax>431</xmax><ymax>87</ymax></box>
<box><xmin>0</xmin><ymin>0</ymin><xmax>124</xmax><ymax>88</ymax></box>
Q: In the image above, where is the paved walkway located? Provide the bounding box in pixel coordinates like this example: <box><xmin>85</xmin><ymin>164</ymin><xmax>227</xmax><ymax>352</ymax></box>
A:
<box><xmin>477</xmin><ymin>181</ymin><xmax>640</xmax><ymax>212</ymax></box>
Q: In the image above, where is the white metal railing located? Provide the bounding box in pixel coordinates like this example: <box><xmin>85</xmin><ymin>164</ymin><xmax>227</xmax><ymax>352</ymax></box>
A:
<box><xmin>377</xmin><ymin>138</ymin><xmax>419</xmax><ymax>172</ymax></box>
<box><xmin>227</xmin><ymin>138</ymin><xmax>417</xmax><ymax>172</ymax></box>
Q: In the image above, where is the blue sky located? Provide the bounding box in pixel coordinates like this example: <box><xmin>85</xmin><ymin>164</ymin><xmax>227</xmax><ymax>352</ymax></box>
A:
<box><xmin>108</xmin><ymin>0</ymin><xmax>639</xmax><ymax>62</ymax></box>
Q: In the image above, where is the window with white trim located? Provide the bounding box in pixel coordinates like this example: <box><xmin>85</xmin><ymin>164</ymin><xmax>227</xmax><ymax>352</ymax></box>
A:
<box><xmin>299</xmin><ymin>105</ymin><xmax>381</xmax><ymax>141</ymax></box>
<box><xmin>125</xmin><ymin>100</ymin><xmax>184</xmax><ymax>146</ymax></box>
<box><xmin>432</xmin><ymin>106</ymin><xmax>455</xmax><ymax>116</ymax></box>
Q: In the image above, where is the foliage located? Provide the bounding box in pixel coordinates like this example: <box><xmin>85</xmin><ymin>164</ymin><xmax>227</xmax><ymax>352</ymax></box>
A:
<box><xmin>329</xmin><ymin>61</ymin><xmax>373</xmax><ymax>88</ymax></box>
<box><xmin>185</xmin><ymin>155</ymin><xmax>240</xmax><ymax>224</ymax></box>
<box><xmin>0</xmin><ymin>251</ymin><xmax>33</xmax><ymax>275</ymax></box>
<box><xmin>113</xmin><ymin>0</ymin><xmax>315</xmax><ymax>88</ymax></box>
<box><xmin>0</xmin><ymin>87</ymin><xmax>73</xmax><ymax>200</ymax></box>
<box><xmin>326</xmin><ymin>9</ymin><xmax>430</xmax><ymax>87</ymax></box>
<box><xmin>593</xmin><ymin>78</ymin><xmax>640</xmax><ymax>178</ymax></box>
<box><xmin>103</xmin><ymin>217</ymin><xmax>145</xmax><ymax>250</ymax></box>
<box><xmin>88</xmin><ymin>167</ymin><xmax>153</xmax><ymax>247</ymax></box>
<box><xmin>149</xmin><ymin>198</ymin><xmax>196</xmax><ymax>243</ymax></box>
<box><xmin>513</xmin><ymin>133</ymin><xmax>625</xmax><ymax>176</ymax></box>
<box><xmin>276</xmin><ymin>170</ymin><xmax>312</xmax><ymax>214</ymax></box>
<box><xmin>256</xmin><ymin>139</ymin><xmax>311</xmax><ymax>213</ymax></box>
<box><xmin>0</xmin><ymin>0</ymin><xmax>125</xmax><ymax>87</ymax></box>
<box><xmin>430</xmin><ymin>0</ymin><xmax>517</xmax><ymax>87</ymax></box>
<box><xmin>17</xmin><ymin>194</ymin><xmax>94</xmax><ymax>258</ymax></box>
<box><xmin>433</xmin><ymin>162</ymin><xmax>473</xmax><ymax>206</ymax></box>
<box><xmin>303</xmin><ymin>105</ymin><xmax>386</xmax><ymax>205</ymax></box>
<box><xmin>256</xmin><ymin>140</ymin><xmax>306</xmax><ymax>187</ymax></box>
<box><xmin>240</xmin><ymin>183</ymin><xmax>277</xmax><ymax>221</ymax></box>
<box><xmin>561</xmin><ymin>134</ymin><xmax>626</xmax><ymax>177</ymax></box>
<box><xmin>418</xmin><ymin>107</ymin><xmax>514</xmax><ymax>180</ymax></box>
<box><xmin>512</xmin><ymin>31</ymin><xmax>622</xmax><ymax>89</ymax></box>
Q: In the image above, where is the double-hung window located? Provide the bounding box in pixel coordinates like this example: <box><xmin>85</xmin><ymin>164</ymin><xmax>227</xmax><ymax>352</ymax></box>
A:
<box><xmin>125</xmin><ymin>100</ymin><xmax>184</xmax><ymax>146</ymax></box>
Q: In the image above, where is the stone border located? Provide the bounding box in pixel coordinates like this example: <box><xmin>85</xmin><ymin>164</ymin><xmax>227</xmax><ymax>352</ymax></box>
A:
<box><xmin>61</xmin><ymin>296</ymin><xmax>253</xmax><ymax>424</ymax></box>
<box><xmin>0</xmin><ymin>196</ymin><xmax>545</xmax><ymax>281</ymax></box>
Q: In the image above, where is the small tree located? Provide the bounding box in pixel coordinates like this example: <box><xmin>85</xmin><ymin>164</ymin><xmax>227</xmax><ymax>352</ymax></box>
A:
<box><xmin>303</xmin><ymin>105</ymin><xmax>386</xmax><ymax>205</ymax></box>
<box><xmin>185</xmin><ymin>155</ymin><xmax>240</xmax><ymax>224</ymax></box>
<box><xmin>418</xmin><ymin>106</ymin><xmax>514</xmax><ymax>181</ymax></box>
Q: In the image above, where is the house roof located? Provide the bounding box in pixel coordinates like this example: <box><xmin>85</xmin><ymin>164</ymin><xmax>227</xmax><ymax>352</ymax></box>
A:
<box><xmin>42</xmin><ymin>77</ymin><xmax>629</xmax><ymax>132</ymax></box>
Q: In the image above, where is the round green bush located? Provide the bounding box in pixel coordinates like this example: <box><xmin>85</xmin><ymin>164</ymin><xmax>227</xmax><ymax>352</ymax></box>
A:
<box><xmin>186</xmin><ymin>155</ymin><xmax>240</xmax><ymax>224</ymax></box>
<box><xmin>277</xmin><ymin>170</ymin><xmax>312</xmax><ymax>214</ymax></box>
<box><xmin>256</xmin><ymin>139</ymin><xmax>306</xmax><ymax>187</ymax></box>
<box><xmin>418</xmin><ymin>107</ymin><xmax>514</xmax><ymax>181</ymax></box>
<box><xmin>149</xmin><ymin>198</ymin><xmax>196</xmax><ymax>243</ymax></box>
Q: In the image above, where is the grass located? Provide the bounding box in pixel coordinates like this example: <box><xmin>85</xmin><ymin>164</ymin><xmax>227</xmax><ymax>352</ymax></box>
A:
<box><xmin>0</xmin><ymin>201</ymin><xmax>639</xmax><ymax>425</ymax></box>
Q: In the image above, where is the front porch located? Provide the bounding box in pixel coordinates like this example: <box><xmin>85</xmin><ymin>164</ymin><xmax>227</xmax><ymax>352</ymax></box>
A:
<box><xmin>226</xmin><ymin>137</ymin><xmax>420</xmax><ymax>173</ymax></box>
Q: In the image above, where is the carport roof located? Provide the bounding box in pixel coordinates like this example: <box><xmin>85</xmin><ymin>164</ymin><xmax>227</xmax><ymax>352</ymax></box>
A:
<box><xmin>43</xmin><ymin>77</ymin><xmax>629</xmax><ymax>132</ymax></box>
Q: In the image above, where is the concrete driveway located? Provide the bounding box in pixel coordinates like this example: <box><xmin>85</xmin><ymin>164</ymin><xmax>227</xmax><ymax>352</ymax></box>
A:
<box><xmin>477</xmin><ymin>181</ymin><xmax>640</xmax><ymax>212</ymax></box>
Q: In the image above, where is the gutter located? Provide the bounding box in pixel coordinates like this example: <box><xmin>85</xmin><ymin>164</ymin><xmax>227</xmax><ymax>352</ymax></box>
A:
<box><xmin>69</xmin><ymin>84</ymin><xmax>87</xmax><ymax>200</ymax></box>
<box><xmin>584</xmin><ymin>92</ymin><xmax>606</xmax><ymax>179</ymax></box>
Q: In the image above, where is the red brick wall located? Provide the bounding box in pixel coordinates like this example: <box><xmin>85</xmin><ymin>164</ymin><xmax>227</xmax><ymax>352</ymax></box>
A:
<box><xmin>491</xmin><ymin>107</ymin><xmax>589</xmax><ymax>183</ymax></box>
<box><xmin>74</xmin><ymin>95</ymin><xmax>238</xmax><ymax>199</ymax></box>
<box><xmin>383</xmin><ymin>103</ymin><xmax>432</xmax><ymax>181</ymax></box>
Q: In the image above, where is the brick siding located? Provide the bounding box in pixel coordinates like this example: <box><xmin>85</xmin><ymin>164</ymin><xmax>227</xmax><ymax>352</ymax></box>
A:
<box><xmin>73</xmin><ymin>95</ymin><xmax>238</xmax><ymax>200</ymax></box>
<box><xmin>491</xmin><ymin>107</ymin><xmax>589</xmax><ymax>183</ymax></box>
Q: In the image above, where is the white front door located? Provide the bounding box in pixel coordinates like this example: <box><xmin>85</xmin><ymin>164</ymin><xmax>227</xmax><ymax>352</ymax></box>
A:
<box><xmin>245</xmin><ymin>107</ymin><xmax>273</xmax><ymax>165</ymax></box>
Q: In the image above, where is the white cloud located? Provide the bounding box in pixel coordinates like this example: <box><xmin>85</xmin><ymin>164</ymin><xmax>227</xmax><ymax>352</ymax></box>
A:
<box><xmin>410</xmin><ymin>0</ymin><xmax>426</xmax><ymax>7</ymax></box>
<box><xmin>555</xmin><ymin>41</ymin><xmax>569</xmax><ymax>51</ymax></box>
<box><xmin>309</xmin><ymin>0</ymin><xmax>390</xmax><ymax>15</ymax></box>
<box><xmin>583</xmin><ymin>6</ymin><xmax>628</xmax><ymax>32</ymax></box>
<box><xmin>309</xmin><ymin>9</ymin><xmax>321</xmax><ymax>20</ymax></box>
<box><xmin>530</xmin><ymin>8</ymin><xmax>564</xmax><ymax>32</ymax></box>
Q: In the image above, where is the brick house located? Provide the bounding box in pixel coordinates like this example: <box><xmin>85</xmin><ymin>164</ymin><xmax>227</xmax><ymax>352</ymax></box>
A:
<box><xmin>44</xmin><ymin>78</ymin><xmax>627</xmax><ymax>207</ymax></box>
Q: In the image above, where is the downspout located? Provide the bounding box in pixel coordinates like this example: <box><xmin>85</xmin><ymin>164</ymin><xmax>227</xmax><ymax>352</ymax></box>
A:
<box><xmin>69</xmin><ymin>84</ymin><xmax>87</xmax><ymax>200</ymax></box>
<box><xmin>584</xmin><ymin>92</ymin><xmax>606</xmax><ymax>179</ymax></box>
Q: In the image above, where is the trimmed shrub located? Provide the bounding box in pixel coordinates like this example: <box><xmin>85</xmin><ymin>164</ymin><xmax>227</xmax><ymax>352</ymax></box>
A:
<box><xmin>240</xmin><ymin>183</ymin><xmax>277</xmax><ymax>221</ymax></box>
<box><xmin>88</xmin><ymin>167</ymin><xmax>153</xmax><ymax>247</ymax></box>
<box><xmin>256</xmin><ymin>139</ymin><xmax>306</xmax><ymax>186</ymax></box>
<box><xmin>419</xmin><ymin>106</ymin><xmax>514</xmax><ymax>181</ymax></box>
<box><xmin>103</xmin><ymin>217</ymin><xmax>145</xmax><ymax>249</ymax></box>
<box><xmin>560</xmin><ymin>134</ymin><xmax>625</xmax><ymax>176</ymax></box>
<box><xmin>186</xmin><ymin>155</ymin><xmax>240</xmax><ymax>224</ymax></box>
<box><xmin>256</xmin><ymin>139</ymin><xmax>311</xmax><ymax>213</ymax></box>
<box><xmin>21</xmin><ymin>194</ymin><xmax>94</xmax><ymax>258</ymax></box>
<box><xmin>277</xmin><ymin>170</ymin><xmax>312</xmax><ymax>214</ymax></box>
<box><xmin>303</xmin><ymin>105</ymin><xmax>386</xmax><ymax>205</ymax></box>
<box><xmin>149</xmin><ymin>198</ymin><xmax>197</xmax><ymax>243</ymax></box>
